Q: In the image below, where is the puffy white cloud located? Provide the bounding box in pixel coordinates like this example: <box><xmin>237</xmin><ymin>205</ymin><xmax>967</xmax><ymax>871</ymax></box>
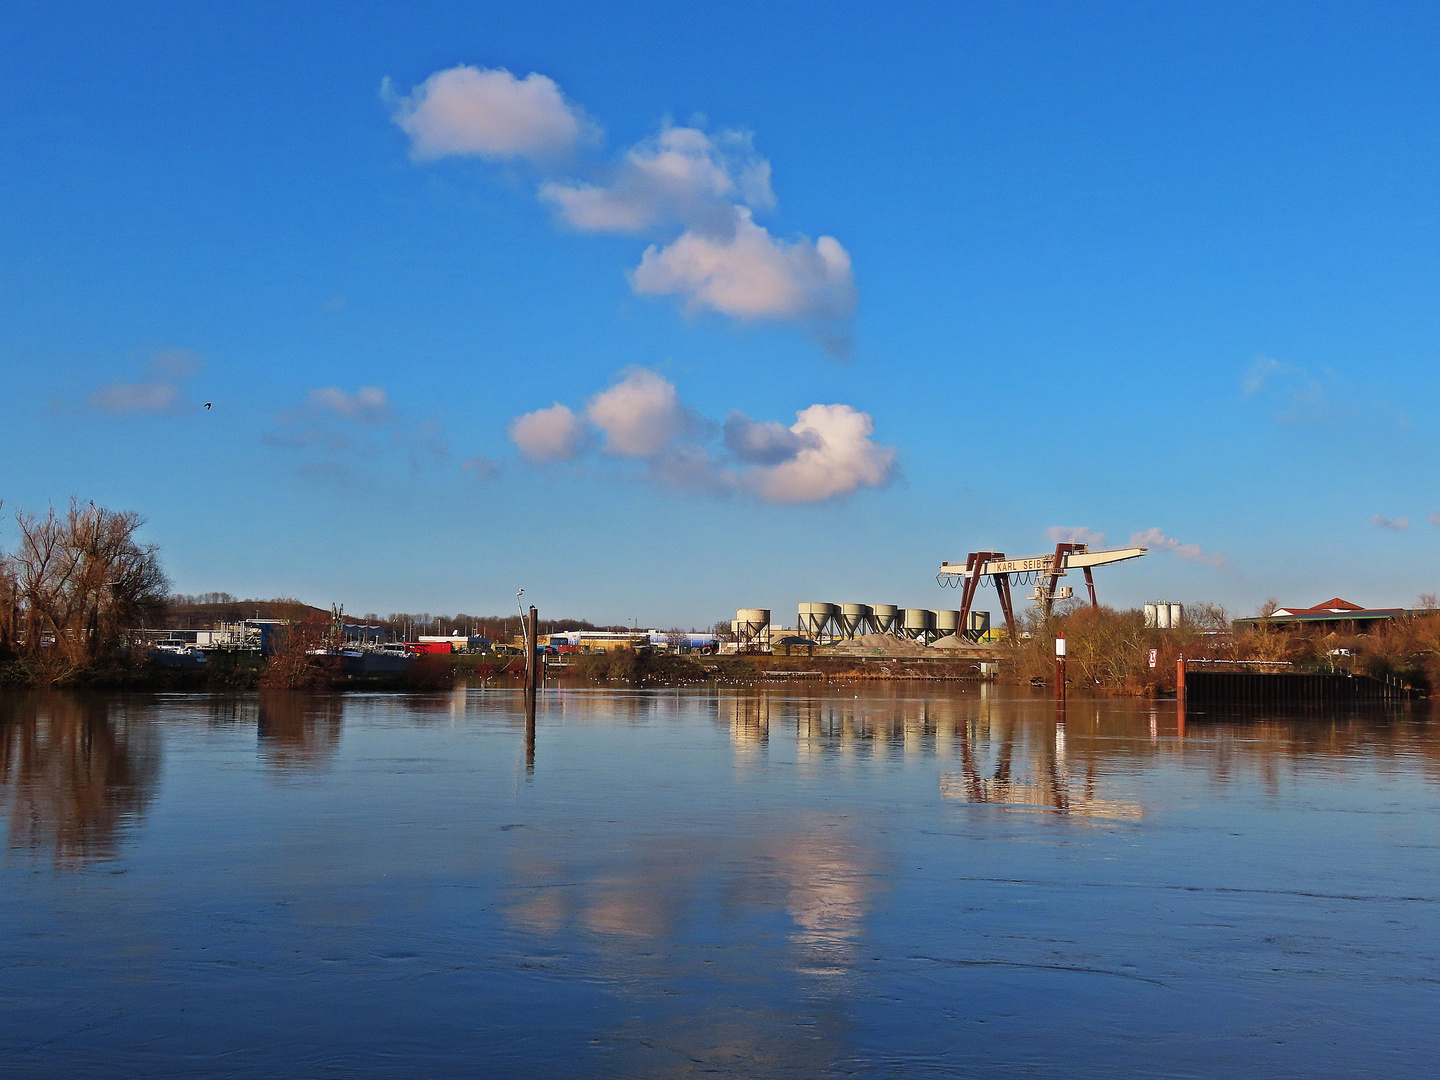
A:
<box><xmin>1130</xmin><ymin>528</ymin><xmax>1226</xmax><ymax>569</ymax></box>
<box><xmin>1372</xmin><ymin>514</ymin><xmax>1410</xmax><ymax>532</ymax></box>
<box><xmin>508</xmin><ymin>402</ymin><xmax>585</xmax><ymax>462</ymax></box>
<box><xmin>89</xmin><ymin>382</ymin><xmax>180</xmax><ymax>414</ymax></box>
<box><xmin>586</xmin><ymin>368</ymin><xmax>698</xmax><ymax>457</ymax></box>
<box><xmin>510</xmin><ymin>369</ymin><xmax>895</xmax><ymax>503</ymax></box>
<box><xmin>1046</xmin><ymin>526</ymin><xmax>1107</xmax><ymax>547</ymax></box>
<box><xmin>750</xmin><ymin>404</ymin><xmax>896</xmax><ymax>502</ymax></box>
<box><xmin>307</xmin><ymin>386</ymin><xmax>391</xmax><ymax>424</ymax></box>
<box><xmin>632</xmin><ymin>210</ymin><xmax>856</xmax><ymax>355</ymax></box>
<box><xmin>387</xmin><ymin>65</ymin><xmax>596</xmax><ymax>162</ymax></box>
<box><xmin>540</xmin><ymin>125</ymin><xmax>773</xmax><ymax>234</ymax></box>
<box><xmin>393</xmin><ymin>66</ymin><xmax>856</xmax><ymax>354</ymax></box>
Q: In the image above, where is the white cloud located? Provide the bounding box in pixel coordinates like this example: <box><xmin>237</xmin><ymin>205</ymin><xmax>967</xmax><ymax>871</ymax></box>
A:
<box><xmin>307</xmin><ymin>386</ymin><xmax>391</xmax><ymax>424</ymax></box>
<box><xmin>1372</xmin><ymin>514</ymin><xmax>1410</xmax><ymax>532</ymax></box>
<box><xmin>1130</xmin><ymin>528</ymin><xmax>1226</xmax><ymax>569</ymax></box>
<box><xmin>508</xmin><ymin>403</ymin><xmax>585</xmax><ymax>462</ymax></box>
<box><xmin>393</xmin><ymin>67</ymin><xmax>856</xmax><ymax>354</ymax></box>
<box><xmin>632</xmin><ymin>209</ymin><xmax>856</xmax><ymax>355</ymax></box>
<box><xmin>509</xmin><ymin>369</ymin><xmax>895</xmax><ymax>503</ymax></box>
<box><xmin>540</xmin><ymin>125</ymin><xmax>773</xmax><ymax>234</ymax></box>
<box><xmin>586</xmin><ymin>368</ymin><xmax>698</xmax><ymax>457</ymax></box>
<box><xmin>387</xmin><ymin>65</ymin><xmax>596</xmax><ymax>162</ymax></box>
<box><xmin>89</xmin><ymin>382</ymin><xmax>180</xmax><ymax>414</ymax></box>
<box><xmin>1045</xmin><ymin>526</ymin><xmax>1107</xmax><ymax>547</ymax></box>
<box><xmin>750</xmin><ymin>404</ymin><xmax>896</xmax><ymax>502</ymax></box>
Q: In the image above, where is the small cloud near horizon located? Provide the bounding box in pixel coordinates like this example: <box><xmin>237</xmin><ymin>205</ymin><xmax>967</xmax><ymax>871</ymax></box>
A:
<box><xmin>1372</xmin><ymin>514</ymin><xmax>1410</xmax><ymax>532</ymax></box>
<box><xmin>1129</xmin><ymin>527</ymin><xmax>1227</xmax><ymax>569</ymax></box>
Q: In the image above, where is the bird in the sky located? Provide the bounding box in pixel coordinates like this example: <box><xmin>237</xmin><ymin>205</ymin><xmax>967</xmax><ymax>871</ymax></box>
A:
<box><xmin>204</xmin><ymin>402</ymin><xmax>212</xmax><ymax>410</ymax></box>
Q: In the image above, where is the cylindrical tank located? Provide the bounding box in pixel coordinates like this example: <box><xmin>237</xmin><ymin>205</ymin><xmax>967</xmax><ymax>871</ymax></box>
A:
<box><xmin>798</xmin><ymin>602</ymin><xmax>837</xmax><ymax>640</ymax></box>
<box><xmin>968</xmin><ymin>610</ymin><xmax>991</xmax><ymax>637</ymax></box>
<box><xmin>933</xmin><ymin>610</ymin><xmax>961</xmax><ymax>637</ymax></box>
<box><xmin>872</xmin><ymin>604</ymin><xmax>899</xmax><ymax>634</ymax></box>
<box><xmin>1144</xmin><ymin>603</ymin><xmax>1158</xmax><ymax>629</ymax></box>
<box><xmin>1169</xmin><ymin>602</ymin><xmax>1184</xmax><ymax>628</ymax></box>
<box><xmin>839</xmin><ymin>603</ymin><xmax>873</xmax><ymax>638</ymax></box>
<box><xmin>900</xmin><ymin>608</ymin><xmax>936</xmax><ymax>639</ymax></box>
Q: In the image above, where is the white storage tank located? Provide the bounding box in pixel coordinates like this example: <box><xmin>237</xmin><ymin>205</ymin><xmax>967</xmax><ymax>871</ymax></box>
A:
<box><xmin>1144</xmin><ymin>602</ymin><xmax>1183</xmax><ymax>630</ymax></box>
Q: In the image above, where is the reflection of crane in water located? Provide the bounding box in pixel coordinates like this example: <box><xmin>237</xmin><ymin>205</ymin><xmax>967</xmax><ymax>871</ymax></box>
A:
<box><xmin>942</xmin><ymin>714</ymin><xmax>1142</xmax><ymax>821</ymax></box>
<box><xmin>937</xmin><ymin>542</ymin><xmax>1147</xmax><ymax>639</ymax></box>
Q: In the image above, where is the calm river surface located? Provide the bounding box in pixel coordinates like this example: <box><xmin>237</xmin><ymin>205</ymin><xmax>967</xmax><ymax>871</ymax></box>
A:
<box><xmin>1</xmin><ymin>686</ymin><xmax>1438</xmax><ymax>1078</ymax></box>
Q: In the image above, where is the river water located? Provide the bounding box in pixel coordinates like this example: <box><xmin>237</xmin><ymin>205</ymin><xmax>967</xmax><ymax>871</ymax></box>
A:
<box><xmin>1</xmin><ymin>686</ymin><xmax>1437</xmax><ymax>1078</ymax></box>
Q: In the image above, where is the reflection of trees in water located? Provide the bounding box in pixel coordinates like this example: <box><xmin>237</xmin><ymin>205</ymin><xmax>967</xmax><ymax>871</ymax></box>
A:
<box><xmin>256</xmin><ymin>693</ymin><xmax>343</xmax><ymax>772</ymax></box>
<box><xmin>0</xmin><ymin>693</ymin><xmax>161</xmax><ymax>864</ymax></box>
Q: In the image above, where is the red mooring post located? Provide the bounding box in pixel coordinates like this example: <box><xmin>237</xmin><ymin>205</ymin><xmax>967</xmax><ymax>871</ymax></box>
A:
<box><xmin>1054</xmin><ymin>633</ymin><xmax>1067</xmax><ymax>707</ymax></box>
<box><xmin>1176</xmin><ymin>654</ymin><xmax>1186</xmax><ymax>701</ymax></box>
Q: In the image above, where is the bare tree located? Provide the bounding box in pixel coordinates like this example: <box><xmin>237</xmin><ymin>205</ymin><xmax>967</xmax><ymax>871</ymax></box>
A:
<box><xmin>10</xmin><ymin>499</ymin><xmax>168</xmax><ymax>662</ymax></box>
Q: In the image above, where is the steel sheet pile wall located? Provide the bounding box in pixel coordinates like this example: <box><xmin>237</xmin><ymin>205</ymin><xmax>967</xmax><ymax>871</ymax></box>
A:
<box><xmin>1186</xmin><ymin>671</ymin><xmax>1408</xmax><ymax>706</ymax></box>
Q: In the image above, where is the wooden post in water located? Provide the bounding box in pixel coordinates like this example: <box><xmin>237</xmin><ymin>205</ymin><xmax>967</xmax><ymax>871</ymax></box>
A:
<box><xmin>1176</xmin><ymin>655</ymin><xmax>1186</xmax><ymax>702</ymax></box>
<box><xmin>525</xmin><ymin>605</ymin><xmax>538</xmax><ymax>724</ymax></box>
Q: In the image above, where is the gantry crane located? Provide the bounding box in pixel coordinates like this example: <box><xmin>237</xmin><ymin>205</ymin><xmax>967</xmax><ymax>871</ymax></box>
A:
<box><xmin>937</xmin><ymin>543</ymin><xmax>1147</xmax><ymax>641</ymax></box>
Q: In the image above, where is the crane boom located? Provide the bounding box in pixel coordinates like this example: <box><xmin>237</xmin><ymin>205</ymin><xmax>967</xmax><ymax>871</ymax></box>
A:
<box><xmin>939</xmin><ymin>546</ymin><xmax>1146</xmax><ymax>580</ymax></box>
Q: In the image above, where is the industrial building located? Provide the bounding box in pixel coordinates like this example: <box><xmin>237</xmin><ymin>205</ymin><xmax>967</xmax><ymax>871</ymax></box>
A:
<box><xmin>1232</xmin><ymin>598</ymin><xmax>1413</xmax><ymax>634</ymax></box>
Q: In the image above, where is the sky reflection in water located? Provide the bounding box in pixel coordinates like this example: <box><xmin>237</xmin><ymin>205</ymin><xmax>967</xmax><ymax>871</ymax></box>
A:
<box><xmin>1</xmin><ymin>686</ymin><xmax>1438</xmax><ymax>1078</ymax></box>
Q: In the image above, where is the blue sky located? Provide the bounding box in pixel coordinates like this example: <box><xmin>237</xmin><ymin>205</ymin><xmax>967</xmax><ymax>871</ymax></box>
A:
<box><xmin>4</xmin><ymin>1</ymin><xmax>1440</xmax><ymax>625</ymax></box>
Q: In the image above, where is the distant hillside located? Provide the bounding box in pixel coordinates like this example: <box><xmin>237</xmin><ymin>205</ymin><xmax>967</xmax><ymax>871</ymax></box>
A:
<box><xmin>165</xmin><ymin>596</ymin><xmax>330</xmax><ymax>630</ymax></box>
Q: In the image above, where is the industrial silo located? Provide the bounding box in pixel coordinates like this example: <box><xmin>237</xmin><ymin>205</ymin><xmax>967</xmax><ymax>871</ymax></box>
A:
<box><xmin>798</xmin><ymin>603</ymin><xmax>837</xmax><ymax>641</ymax></box>
<box><xmin>872</xmin><ymin>604</ymin><xmax>899</xmax><ymax>635</ymax></box>
<box><xmin>1169</xmin><ymin>602</ymin><xmax>1184</xmax><ymax>627</ymax></box>
<box><xmin>839</xmin><ymin>603</ymin><xmax>873</xmax><ymax>638</ymax></box>
<box><xmin>933</xmin><ymin>610</ymin><xmax>961</xmax><ymax>638</ymax></box>
<box><xmin>732</xmin><ymin>609</ymin><xmax>770</xmax><ymax>651</ymax></box>
<box><xmin>900</xmin><ymin>608</ymin><xmax>935</xmax><ymax>641</ymax></box>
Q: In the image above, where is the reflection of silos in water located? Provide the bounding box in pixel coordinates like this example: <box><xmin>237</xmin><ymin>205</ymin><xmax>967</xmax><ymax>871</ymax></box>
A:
<box><xmin>798</xmin><ymin>603</ymin><xmax>837</xmax><ymax>641</ymax></box>
<box><xmin>838</xmin><ymin>603</ymin><xmax>873</xmax><ymax>638</ymax></box>
<box><xmin>933</xmin><ymin>609</ymin><xmax>961</xmax><ymax>639</ymax></box>
<box><xmin>900</xmin><ymin>608</ymin><xmax>936</xmax><ymax>641</ymax></box>
<box><xmin>872</xmin><ymin>604</ymin><xmax>900</xmax><ymax>635</ymax></box>
<box><xmin>733</xmin><ymin>608</ymin><xmax>770</xmax><ymax>650</ymax></box>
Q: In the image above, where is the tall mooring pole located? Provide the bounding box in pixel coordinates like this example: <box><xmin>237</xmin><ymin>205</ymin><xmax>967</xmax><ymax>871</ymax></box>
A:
<box><xmin>525</xmin><ymin>605</ymin><xmax>538</xmax><ymax>722</ymax></box>
<box><xmin>1054</xmin><ymin>633</ymin><xmax>1067</xmax><ymax>709</ymax></box>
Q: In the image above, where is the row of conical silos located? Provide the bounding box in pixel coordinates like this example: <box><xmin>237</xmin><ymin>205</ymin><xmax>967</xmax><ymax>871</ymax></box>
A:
<box><xmin>744</xmin><ymin>603</ymin><xmax>979</xmax><ymax>645</ymax></box>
